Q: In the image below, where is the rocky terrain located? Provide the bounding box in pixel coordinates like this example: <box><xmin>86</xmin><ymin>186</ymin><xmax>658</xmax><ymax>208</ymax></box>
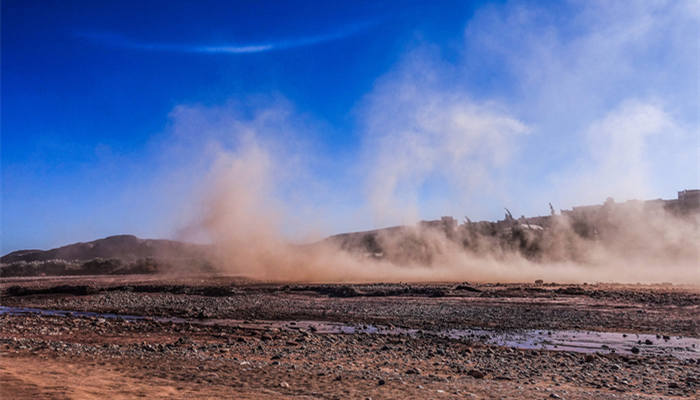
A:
<box><xmin>1</xmin><ymin>275</ymin><xmax>698</xmax><ymax>399</ymax></box>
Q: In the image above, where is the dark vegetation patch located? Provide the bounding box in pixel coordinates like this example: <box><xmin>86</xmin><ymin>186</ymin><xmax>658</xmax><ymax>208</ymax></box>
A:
<box><xmin>111</xmin><ymin>285</ymin><xmax>240</xmax><ymax>297</ymax></box>
<box><xmin>3</xmin><ymin>284</ymin><xmax>240</xmax><ymax>298</ymax></box>
<box><xmin>5</xmin><ymin>285</ymin><xmax>99</xmax><ymax>297</ymax></box>
<box><xmin>555</xmin><ymin>286</ymin><xmax>587</xmax><ymax>295</ymax></box>
<box><xmin>0</xmin><ymin>257</ymin><xmax>214</xmax><ymax>278</ymax></box>
<box><xmin>285</xmin><ymin>284</ymin><xmax>450</xmax><ymax>298</ymax></box>
<box><xmin>453</xmin><ymin>283</ymin><xmax>481</xmax><ymax>292</ymax></box>
<box><xmin>585</xmin><ymin>289</ymin><xmax>700</xmax><ymax>306</ymax></box>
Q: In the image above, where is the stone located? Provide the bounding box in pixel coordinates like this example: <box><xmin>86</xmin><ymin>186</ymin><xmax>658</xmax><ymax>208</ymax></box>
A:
<box><xmin>467</xmin><ymin>369</ymin><xmax>485</xmax><ymax>379</ymax></box>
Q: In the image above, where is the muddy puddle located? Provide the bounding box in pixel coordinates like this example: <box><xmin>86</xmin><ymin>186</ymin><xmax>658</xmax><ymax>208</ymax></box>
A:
<box><xmin>2</xmin><ymin>305</ymin><xmax>698</xmax><ymax>359</ymax></box>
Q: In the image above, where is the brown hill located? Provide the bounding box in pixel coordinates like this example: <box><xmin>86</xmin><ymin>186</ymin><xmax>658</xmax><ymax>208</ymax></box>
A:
<box><xmin>1</xmin><ymin>235</ymin><xmax>208</xmax><ymax>264</ymax></box>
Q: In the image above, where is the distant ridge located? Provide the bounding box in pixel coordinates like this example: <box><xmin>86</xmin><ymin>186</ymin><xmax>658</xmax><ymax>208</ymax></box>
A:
<box><xmin>1</xmin><ymin>234</ymin><xmax>208</xmax><ymax>264</ymax></box>
<box><xmin>3</xmin><ymin>189</ymin><xmax>698</xmax><ymax>275</ymax></box>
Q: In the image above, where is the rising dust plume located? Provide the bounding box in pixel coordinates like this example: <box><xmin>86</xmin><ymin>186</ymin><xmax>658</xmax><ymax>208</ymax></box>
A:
<box><xmin>183</xmin><ymin>133</ymin><xmax>700</xmax><ymax>285</ymax></box>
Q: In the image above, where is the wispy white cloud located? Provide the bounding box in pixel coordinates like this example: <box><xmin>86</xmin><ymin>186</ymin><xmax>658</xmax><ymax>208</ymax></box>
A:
<box><xmin>459</xmin><ymin>0</ymin><xmax>700</xmax><ymax>212</ymax></box>
<box><xmin>78</xmin><ymin>20</ymin><xmax>377</xmax><ymax>54</ymax></box>
<box><xmin>359</xmin><ymin>51</ymin><xmax>529</xmax><ymax>225</ymax></box>
<box><xmin>348</xmin><ymin>0</ymin><xmax>700</xmax><ymax>224</ymax></box>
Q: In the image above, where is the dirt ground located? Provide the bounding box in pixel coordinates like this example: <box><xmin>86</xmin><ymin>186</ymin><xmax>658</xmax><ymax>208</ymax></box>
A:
<box><xmin>1</xmin><ymin>275</ymin><xmax>698</xmax><ymax>399</ymax></box>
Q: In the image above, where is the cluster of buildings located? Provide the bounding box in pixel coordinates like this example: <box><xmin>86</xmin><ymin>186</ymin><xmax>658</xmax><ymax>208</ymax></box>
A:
<box><xmin>561</xmin><ymin>189</ymin><xmax>700</xmax><ymax>220</ymax></box>
<box><xmin>421</xmin><ymin>189</ymin><xmax>700</xmax><ymax>235</ymax></box>
<box><xmin>334</xmin><ymin>189</ymin><xmax>699</xmax><ymax>260</ymax></box>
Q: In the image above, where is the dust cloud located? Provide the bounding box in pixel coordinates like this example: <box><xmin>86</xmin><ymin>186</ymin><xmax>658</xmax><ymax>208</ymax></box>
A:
<box><xmin>177</xmin><ymin>5</ymin><xmax>699</xmax><ymax>284</ymax></box>
<box><xmin>183</xmin><ymin>127</ymin><xmax>699</xmax><ymax>284</ymax></box>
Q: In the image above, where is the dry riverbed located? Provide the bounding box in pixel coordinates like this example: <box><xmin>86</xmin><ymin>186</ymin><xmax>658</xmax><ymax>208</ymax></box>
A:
<box><xmin>1</xmin><ymin>275</ymin><xmax>698</xmax><ymax>399</ymax></box>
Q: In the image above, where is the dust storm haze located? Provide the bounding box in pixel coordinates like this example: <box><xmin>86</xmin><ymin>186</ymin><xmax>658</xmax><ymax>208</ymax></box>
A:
<box><xmin>5</xmin><ymin>3</ymin><xmax>700</xmax><ymax>400</ymax></box>
<box><xmin>163</xmin><ymin>1</ymin><xmax>700</xmax><ymax>285</ymax></box>
<box><xmin>177</xmin><ymin>32</ymin><xmax>698</xmax><ymax>283</ymax></box>
<box><xmin>180</xmin><ymin>106</ymin><xmax>699</xmax><ymax>284</ymax></box>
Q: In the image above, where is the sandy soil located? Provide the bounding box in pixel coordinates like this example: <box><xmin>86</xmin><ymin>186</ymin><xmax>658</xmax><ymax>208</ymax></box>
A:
<box><xmin>1</xmin><ymin>275</ymin><xmax>698</xmax><ymax>399</ymax></box>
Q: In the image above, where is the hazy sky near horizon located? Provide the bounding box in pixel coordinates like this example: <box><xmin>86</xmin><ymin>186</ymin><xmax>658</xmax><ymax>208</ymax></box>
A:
<box><xmin>2</xmin><ymin>0</ymin><xmax>699</xmax><ymax>253</ymax></box>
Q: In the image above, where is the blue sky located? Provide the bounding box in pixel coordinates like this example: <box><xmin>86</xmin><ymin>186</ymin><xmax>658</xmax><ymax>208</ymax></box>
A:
<box><xmin>2</xmin><ymin>0</ymin><xmax>699</xmax><ymax>253</ymax></box>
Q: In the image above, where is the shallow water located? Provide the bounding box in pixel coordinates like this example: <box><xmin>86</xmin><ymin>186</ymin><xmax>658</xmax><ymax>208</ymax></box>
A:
<box><xmin>2</xmin><ymin>305</ymin><xmax>698</xmax><ymax>359</ymax></box>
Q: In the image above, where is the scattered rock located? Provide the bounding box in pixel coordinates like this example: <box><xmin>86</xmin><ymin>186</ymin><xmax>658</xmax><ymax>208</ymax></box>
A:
<box><xmin>454</xmin><ymin>284</ymin><xmax>481</xmax><ymax>292</ymax></box>
<box><xmin>467</xmin><ymin>369</ymin><xmax>485</xmax><ymax>379</ymax></box>
<box><xmin>406</xmin><ymin>368</ymin><xmax>421</xmax><ymax>375</ymax></box>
